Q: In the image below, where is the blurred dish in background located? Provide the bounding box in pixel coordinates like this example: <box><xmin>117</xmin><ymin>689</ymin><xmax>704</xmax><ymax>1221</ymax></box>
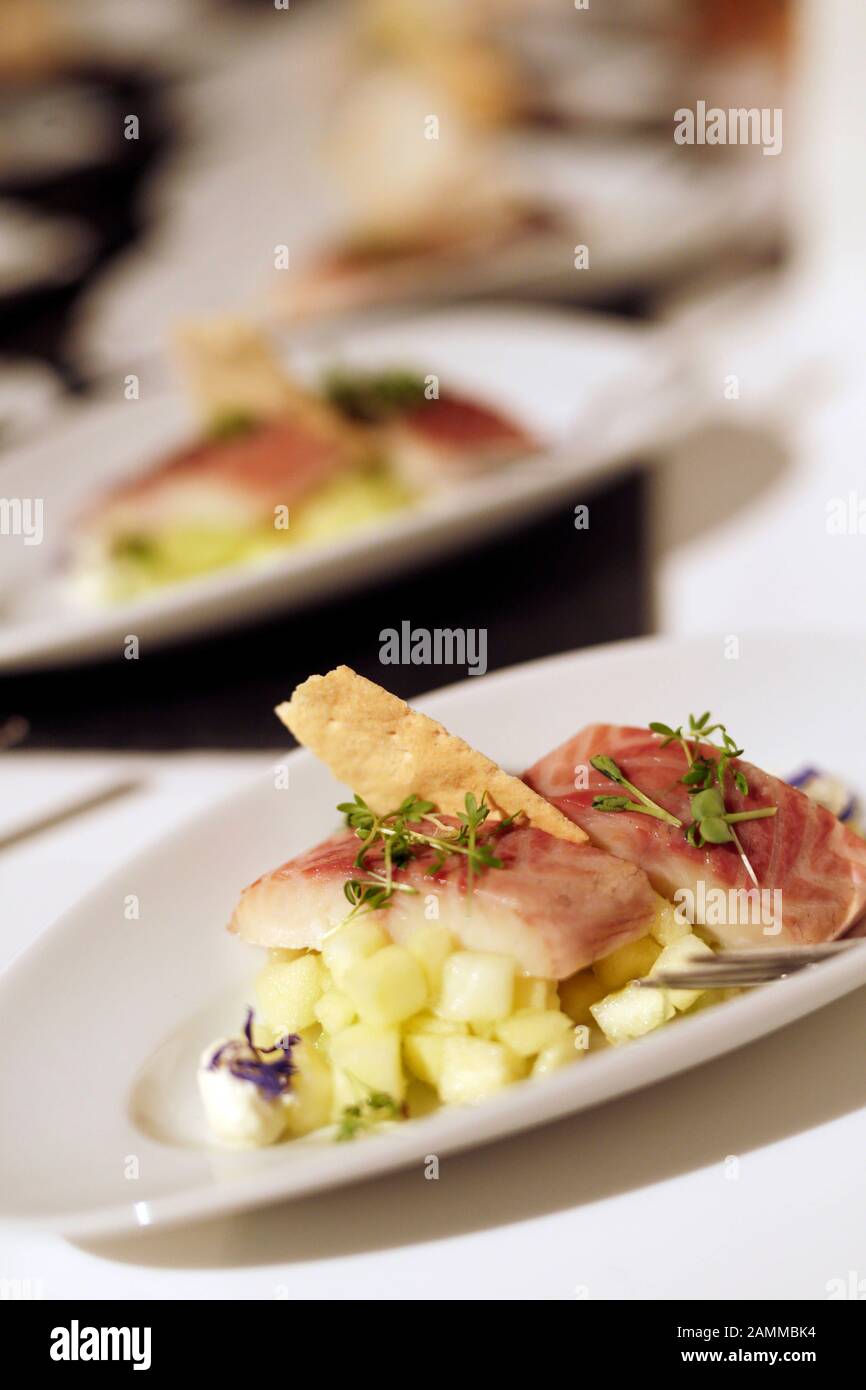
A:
<box><xmin>0</xmin><ymin>305</ymin><xmax>681</xmax><ymax>671</ymax></box>
<box><xmin>276</xmin><ymin>0</ymin><xmax>787</xmax><ymax>325</ymax></box>
<box><xmin>0</xmin><ymin>81</ymin><xmax>118</xmax><ymax>186</ymax></box>
<box><xmin>69</xmin><ymin>0</ymin><xmax>791</xmax><ymax>370</ymax></box>
<box><xmin>69</xmin><ymin>317</ymin><xmax>537</xmax><ymax>604</ymax></box>
<box><xmin>0</xmin><ymin>200</ymin><xmax>95</xmax><ymax>296</ymax></box>
<box><xmin>0</xmin><ymin>359</ymin><xmax>62</xmax><ymax>448</ymax></box>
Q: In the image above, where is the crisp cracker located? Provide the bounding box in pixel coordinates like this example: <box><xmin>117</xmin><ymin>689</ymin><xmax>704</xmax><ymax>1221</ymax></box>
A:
<box><xmin>172</xmin><ymin>316</ymin><xmax>362</xmax><ymax>449</ymax></box>
<box><xmin>276</xmin><ymin>665</ymin><xmax>586</xmax><ymax>843</ymax></box>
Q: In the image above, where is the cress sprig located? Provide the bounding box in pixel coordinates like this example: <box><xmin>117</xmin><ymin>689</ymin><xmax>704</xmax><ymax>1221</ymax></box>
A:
<box><xmin>590</xmin><ymin>756</ymin><xmax>683</xmax><ymax>828</ymax></box>
<box><xmin>333</xmin><ymin>790</ymin><xmax>514</xmax><ymax>930</ymax></box>
<box><xmin>591</xmin><ymin>712</ymin><xmax>777</xmax><ymax>886</ymax></box>
<box><xmin>336</xmin><ymin>1090</ymin><xmax>407</xmax><ymax>1141</ymax></box>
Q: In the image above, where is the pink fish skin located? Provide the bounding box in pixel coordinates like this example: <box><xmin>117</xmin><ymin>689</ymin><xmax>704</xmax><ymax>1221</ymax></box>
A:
<box><xmin>523</xmin><ymin>725</ymin><xmax>866</xmax><ymax>947</ymax></box>
<box><xmin>230</xmin><ymin>818</ymin><xmax>658</xmax><ymax>979</ymax></box>
<box><xmin>80</xmin><ymin>416</ymin><xmax>358</xmax><ymax>537</ymax></box>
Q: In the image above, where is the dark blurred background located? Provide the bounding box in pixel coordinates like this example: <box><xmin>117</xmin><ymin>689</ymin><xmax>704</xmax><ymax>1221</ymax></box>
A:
<box><xmin>0</xmin><ymin>0</ymin><xmax>803</xmax><ymax>748</ymax></box>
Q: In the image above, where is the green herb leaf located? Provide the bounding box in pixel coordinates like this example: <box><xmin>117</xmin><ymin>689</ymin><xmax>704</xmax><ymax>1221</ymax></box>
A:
<box><xmin>323</xmin><ymin>369</ymin><xmax>427</xmax><ymax>423</ymax></box>
<box><xmin>336</xmin><ymin>1089</ymin><xmax>405</xmax><ymax>1141</ymax></box>
<box><xmin>698</xmin><ymin>815</ymin><xmax>734</xmax><ymax>844</ymax></box>
<box><xmin>207</xmin><ymin>408</ymin><xmax>258</xmax><ymax>442</ymax></box>
<box><xmin>591</xmin><ymin>755</ymin><xmax>682</xmax><ymax>827</ymax></box>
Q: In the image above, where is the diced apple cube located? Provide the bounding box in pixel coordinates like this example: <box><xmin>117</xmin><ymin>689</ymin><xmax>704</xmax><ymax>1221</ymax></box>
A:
<box><xmin>437</xmin><ymin>951</ymin><xmax>514</xmax><ymax>1023</ymax></box>
<box><xmin>469</xmin><ymin>1020</ymin><xmax>497</xmax><ymax>1039</ymax></box>
<box><xmin>513</xmin><ymin>977</ymin><xmax>558</xmax><ymax>1010</ymax></box>
<box><xmin>402</xmin><ymin>1013</ymin><xmax>467</xmax><ymax>1088</ymax></box>
<box><xmin>651</xmin><ymin>933</ymin><xmax>715</xmax><ymax>1011</ymax></box>
<box><xmin>255</xmin><ymin>953</ymin><xmax>327</xmax><ymax>1033</ymax></box>
<box><xmin>494</xmin><ymin>1008</ymin><xmax>573</xmax><ymax>1058</ymax></box>
<box><xmin>283</xmin><ymin>1039</ymin><xmax>333</xmax><ymax>1138</ymax></box>
<box><xmin>249</xmin><ymin>1016</ymin><xmax>280</xmax><ymax>1049</ymax></box>
<box><xmin>532</xmin><ymin>1030</ymin><xmax>585</xmax><ymax>1077</ymax></box>
<box><xmin>437</xmin><ymin>1036</ymin><xmax>522</xmax><ymax>1104</ymax></box>
<box><xmin>650</xmin><ymin>897</ymin><xmax>692</xmax><ymax>946</ymax></box>
<box><xmin>403</xmin><ymin>1011</ymin><xmax>468</xmax><ymax>1037</ymax></box>
<box><xmin>405</xmin><ymin>925</ymin><xmax>455</xmax><ymax>993</ymax></box>
<box><xmin>593</xmin><ymin>935</ymin><xmax>662</xmax><ymax>992</ymax></box>
<box><xmin>590</xmin><ymin>982</ymin><xmax>675</xmax><ymax>1044</ymax></box>
<box><xmin>314</xmin><ymin>988</ymin><xmax>357</xmax><ymax>1034</ymax></box>
<box><xmin>403</xmin><ymin>1033</ymin><xmax>446</xmax><ymax>1088</ymax></box>
<box><xmin>343</xmin><ymin>944</ymin><xmax>428</xmax><ymax>1025</ymax></box>
<box><xmin>329</xmin><ymin>1023</ymin><xmax>405</xmax><ymax>1100</ymax></box>
<box><xmin>322</xmin><ymin>918</ymin><xmax>389</xmax><ymax>987</ymax></box>
<box><xmin>558</xmin><ymin>969</ymin><xmax>607</xmax><ymax>1025</ymax></box>
<box><xmin>330</xmin><ymin>1065</ymin><xmax>359</xmax><ymax>1120</ymax></box>
<box><xmin>267</xmin><ymin>947</ymin><xmax>305</xmax><ymax>964</ymax></box>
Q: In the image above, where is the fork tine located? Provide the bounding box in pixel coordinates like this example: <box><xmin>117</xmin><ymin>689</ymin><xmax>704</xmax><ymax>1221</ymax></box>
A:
<box><xmin>639</xmin><ymin>972</ymin><xmax>777</xmax><ymax>989</ymax></box>
<box><xmin>708</xmin><ymin>943</ymin><xmax>858</xmax><ymax>964</ymax></box>
<box><xmin>635</xmin><ymin>938</ymin><xmax>865</xmax><ymax>992</ymax></box>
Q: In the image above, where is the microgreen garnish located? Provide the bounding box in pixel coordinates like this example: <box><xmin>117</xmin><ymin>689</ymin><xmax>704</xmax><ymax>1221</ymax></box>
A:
<box><xmin>323</xmin><ymin>369</ymin><xmax>427</xmax><ymax>423</ymax></box>
<box><xmin>332</xmin><ymin>791</ymin><xmax>513</xmax><ymax>928</ymax></box>
<box><xmin>651</xmin><ymin>712</ymin><xmax>777</xmax><ymax>884</ymax></box>
<box><xmin>590</xmin><ymin>755</ymin><xmax>683</xmax><ymax>828</ymax></box>
<box><xmin>208</xmin><ymin>1009</ymin><xmax>300</xmax><ymax>1100</ymax></box>
<box><xmin>207</xmin><ymin>408</ymin><xmax>259</xmax><ymax>442</ymax></box>
<box><xmin>336</xmin><ymin>1090</ymin><xmax>407</xmax><ymax>1141</ymax></box>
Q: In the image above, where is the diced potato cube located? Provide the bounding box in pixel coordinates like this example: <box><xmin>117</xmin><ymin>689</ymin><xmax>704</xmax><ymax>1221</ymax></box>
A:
<box><xmin>406</xmin><ymin>925</ymin><xmax>455</xmax><ymax>993</ymax></box>
<box><xmin>651</xmin><ymin>933</ymin><xmax>715</xmax><ymax>1011</ymax></box>
<box><xmin>558</xmin><ymin>969</ymin><xmax>607</xmax><ymax>1025</ymax></box>
<box><xmin>513</xmin><ymin>977</ymin><xmax>558</xmax><ymax>1010</ymax></box>
<box><xmin>532</xmin><ymin>1030</ymin><xmax>585</xmax><ymax>1077</ymax></box>
<box><xmin>283</xmin><ymin>1040</ymin><xmax>333</xmax><ymax>1138</ymax></box>
<box><xmin>343</xmin><ymin>944</ymin><xmax>428</xmax><ymax>1026</ymax></box>
<box><xmin>255</xmin><ymin>953</ymin><xmax>327</xmax><ymax>1033</ymax></box>
<box><xmin>590</xmin><ymin>982</ymin><xmax>675</xmax><ymax>1044</ymax></box>
<box><xmin>593</xmin><ymin>935</ymin><xmax>662</xmax><ymax>992</ymax></box>
<box><xmin>322</xmin><ymin>919</ymin><xmax>389</xmax><ymax>987</ymax></box>
<box><xmin>314</xmin><ymin>988</ymin><xmax>357</xmax><ymax>1034</ymax></box>
<box><xmin>437</xmin><ymin>1035</ymin><xmax>522</xmax><ymax>1104</ymax></box>
<box><xmin>437</xmin><ymin>951</ymin><xmax>514</xmax><ymax>1023</ymax></box>
<box><xmin>650</xmin><ymin>897</ymin><xmax>692</xmax><ymax>946</ymax></box>
<box><xmin>494</xmin><ymin>1008</ymin><xmax>573</xmax><ymax>1058</ymax></box>
<box><xmin>329</xmin><ymin>1023</ymin><xmax>405</xmax><ymax>1100</ymax></box>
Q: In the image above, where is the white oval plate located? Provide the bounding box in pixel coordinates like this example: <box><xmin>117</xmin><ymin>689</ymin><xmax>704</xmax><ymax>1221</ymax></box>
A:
<box><xmin>0</xmin><ymin>306</ymin><xmax>683</xmax><ymax>672</ymax></box>
<box><xmin>2</xmin><ymin>632</ymin><xmax>865</xmax><ymax>1237</ymax></box>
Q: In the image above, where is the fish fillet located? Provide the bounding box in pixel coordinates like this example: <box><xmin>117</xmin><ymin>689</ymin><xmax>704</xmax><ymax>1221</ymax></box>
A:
<box><xmin>230</xmin><ymin>819</ymin><xmax>659</xmax><ymax>980</ymax></box>
<box><xmin>523</xmin><ymin>724</ymin><xmax>866</xmax><ymax>947</ymax></box>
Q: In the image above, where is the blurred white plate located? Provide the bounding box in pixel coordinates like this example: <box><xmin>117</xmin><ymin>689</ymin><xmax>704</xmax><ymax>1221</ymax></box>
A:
<box><xmin>0</xmin><ymin>361</ymin><xmax>63</xmax><ymax>448</ymax></box>
<box><xmin>0</xmin><ymin>200</ymin><xmax>94</xmax><ymax>296</ymax></box>
<box><xmin>0</xmin><ymin>305</ymin><xmax>685</xmax><ymax>672</ymax></box>
<box><xmin>1</xmin><ymin>633</ymin><xmax>864</xmax><ymax>1236</ymax></box>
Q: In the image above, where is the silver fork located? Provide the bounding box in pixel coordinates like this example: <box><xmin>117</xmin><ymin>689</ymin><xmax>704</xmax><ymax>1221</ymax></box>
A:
<box><xmin>638</xmin><ymin>940</ymin><xmax>863</xmax><ymax>990</ymax></box>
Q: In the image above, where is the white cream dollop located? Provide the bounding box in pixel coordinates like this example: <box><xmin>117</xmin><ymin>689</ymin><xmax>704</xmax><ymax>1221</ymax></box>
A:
<box><xmin>198</xmin><ymin>1039</ymin><xmax>290</xmax><ymax>1147</ymax></box>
